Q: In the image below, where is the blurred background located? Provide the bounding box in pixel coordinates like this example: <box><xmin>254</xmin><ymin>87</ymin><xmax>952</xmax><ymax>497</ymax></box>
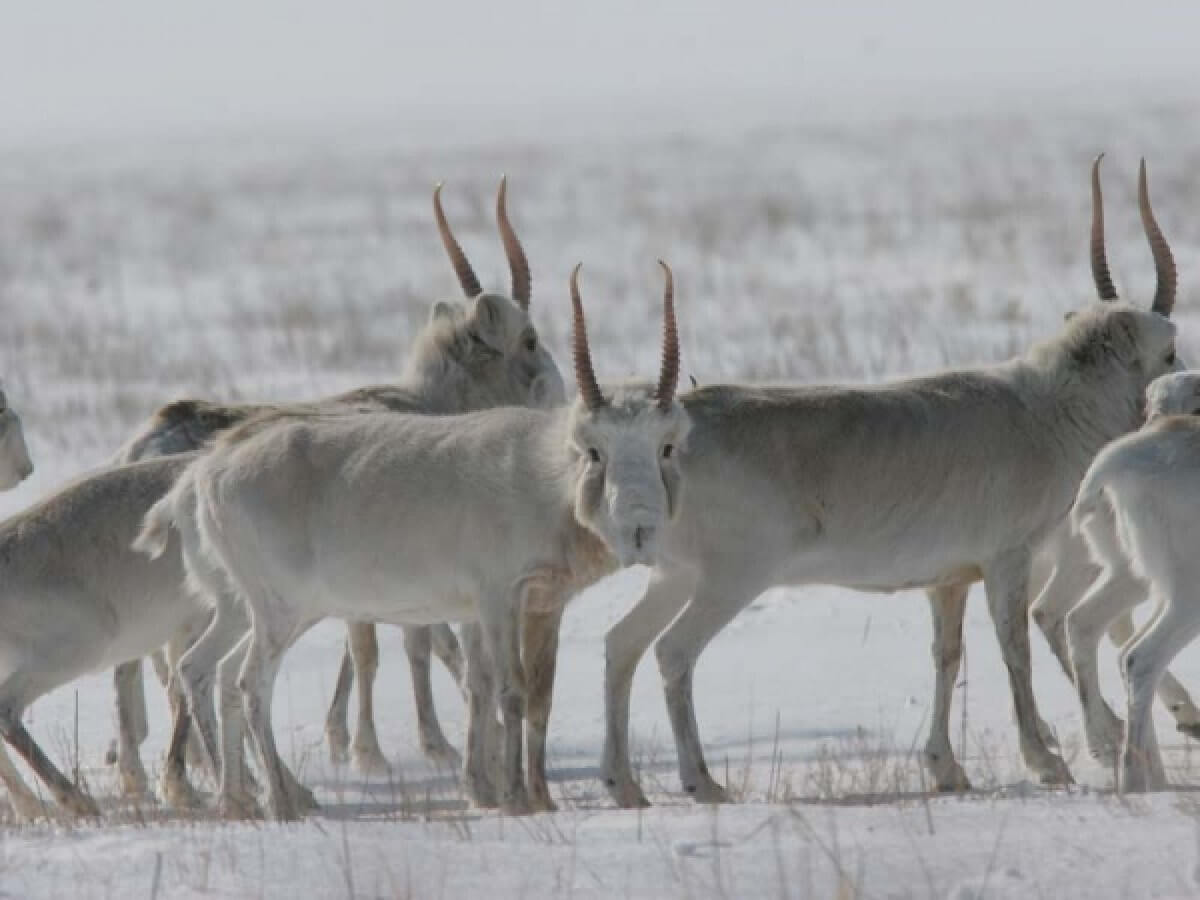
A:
<box><xmin>4</xmin><ymin>8</ymin><xmax>1200</xmax><ymax>866</ymax></box>
<box><xmin>3</xmin><ymin>1</ymin><xmax>1198</xmax><ymax>143</ymax></box>
<box><xmin>0</xmin><ymin>0</ymin><xmax>1198</xmax><ymax>503</ymax></box>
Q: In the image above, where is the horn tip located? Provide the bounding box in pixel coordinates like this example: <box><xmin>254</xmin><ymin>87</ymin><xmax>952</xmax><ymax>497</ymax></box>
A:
<box><xmin>569</xmin><ymin>262</ymin><xmax>583</xmax><ymax>300</ymax></box>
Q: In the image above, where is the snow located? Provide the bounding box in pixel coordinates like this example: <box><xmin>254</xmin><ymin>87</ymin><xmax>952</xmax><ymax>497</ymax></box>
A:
<box><xmin>5</xmin><ymin>793</ymin><xmax>1200</xmax><ymax>899</ymax></box>
<box><xmin>3</xmin><ymin>90</ymin><xmax>1200</xmax><ymax>897</ymax></box>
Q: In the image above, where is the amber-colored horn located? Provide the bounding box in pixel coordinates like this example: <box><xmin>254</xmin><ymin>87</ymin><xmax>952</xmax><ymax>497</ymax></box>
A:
<box><xmin>497</xmin><ymin>176</ymin><xmax>531</xmax><ymax>310</ymax></box>
<box><xmin>1090</xmin><ymin>154</ymin><xmax>1118</xmax><ymax>301</ymax></box>
<box><xmin>1138</xmin><ymin>158</ymin><xmax>1177</xmax><ymax>316</ymax></box>
<box><xmin>433</xmin><ymin>183</ymin><xmax>482</xmax><ymax>298</ymax></box>
<box><xmin>570</xmin><ymin>264</ymin><xmax>606</xmax><ymax>409</ymax></box>
<box><xmin>655</xmin><ymin>260</ymin><xmax>680</xmax><ymax>410</ymax></box>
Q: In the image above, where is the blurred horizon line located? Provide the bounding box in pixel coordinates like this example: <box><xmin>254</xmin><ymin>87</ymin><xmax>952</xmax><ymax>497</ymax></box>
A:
<box><xmin>3</xmin><ymin>69</ymin><xmax>1196</xmax><ymax>158</ymax></box>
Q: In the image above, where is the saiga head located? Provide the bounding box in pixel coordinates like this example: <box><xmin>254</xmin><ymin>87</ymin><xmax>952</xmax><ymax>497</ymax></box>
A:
<box><xmin>567</xmin><ymin>262</ymin><xmax>690</xmax><ymax>567</ymax></box>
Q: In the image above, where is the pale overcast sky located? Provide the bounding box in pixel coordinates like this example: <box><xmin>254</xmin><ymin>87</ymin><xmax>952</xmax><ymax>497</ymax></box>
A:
<box><xmin>0</xmin><ymin>1</ymin><xmax>1194</xmax><ymax>143</ymax></box>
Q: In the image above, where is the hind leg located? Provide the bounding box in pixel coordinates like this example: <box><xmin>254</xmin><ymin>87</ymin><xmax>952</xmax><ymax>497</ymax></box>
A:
<box><xmin>983</xmin><ymin>550</ymin><xmax>1072</xmax><ymax>785</ymax></box>
<box><xmin>1066</xmin><ymin>562</ymin><xmax>1142</xmax><ymax>767</ymax></box>
<box><xmin>238</xmin><ymin>613</ymin><xmax>317</xmax><ymax>822</ymax></box>
<box><xmin>430</xmin><ymin>623</ymin><xmax>466</xmax><ymax>690</ymax></box>
<box><xmin>215</xmin><ymin>634</ymin><xmax>263</xmax><ymax>819</ymax></box>
<box><xmin>147</xmin><ymin>638</ymin><xmax>208</xmax><ymax>770</ymax></box>
<box><xmin>239</xmin><ymin>631</ymin><xmax>293</xmax><ymax>821</ymax></box>
<box><xmin>1031</xmin><ymin>550</ymin><xmax>1100</xmax><ymax>690</ymax></box>
<box><xmin>1120</xmin><ymin>593</ymin><xmax>1200</xmax><ymax>792</ymax></box>
<box><xmin>924</xmin><ymin>583</ymin><xmax>971</xmax><ymax>791</ymax></box>
<box><xmin>161</xmin><ymin>697</ymin><xmax>201</xmax><ymax>810</ymax></box>
<box><xmin>403</xmin><ymin>626</ymin><xmax>460</xmax><ymax>768</ymax></box>
<box><xmin>0</xmin><ymin>709</ymin><xmax>98</xmax><ymax>818</ymax></box>
<box><xmin>1028</xmin><ymin>541</ymin><xmax>1101</xmax><ymax>750</ymax></box>
<box><xmin>1105</xmin><ymin>611</ymin><xmax>1200</xmax><ymax>738</ymax></box>
<box><xmin>112</xmin><ymin>659</ymin><xmax>150</xmax><ymax>797</ymax></box>
<box><xmin>347</xmin><ymin>623</ymin><xmax>389</xmax><ymax>774</ymax></box>
<box><xmin>179</xmin><ymin>594</ymin><xmax>251</xmax><ymax>788</ymax></box>
<box><xmin>0</xmin><ymin>741</ymin><xmax>49</xmax><ymax>821</ymax></box>
<box><xmin>150</xmin><ymin>648</ymin><xmax>170</xmax><ymax>688</ymax></box>
<box><xmin>324</xmin><ymin>641</ymin><xmax>353</xmax><ymax>764</ymax></box>
<box><xmin>160</xmin><ymin>615</ymin><xmax>212</xmax><ymax>809</ymax></box>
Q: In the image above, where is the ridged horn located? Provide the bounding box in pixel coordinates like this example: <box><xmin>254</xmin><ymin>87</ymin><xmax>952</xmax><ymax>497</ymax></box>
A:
<box><xmin>570</xmin><ymin>263</ymin><xmax>606</xmax><ymax>409</ymax></box>
<box><xmin>433</xmin><ymin>183</ymin><xmax>482</xmax><ymax>298</ymax></box>
<box><xmin>496</xmin><ymin>176</ymin><xmax>531</xmax><ymax>310</ymax></box>
<box><xmin>655</xmin><ymin>260</ymin><xmax>680</xmax><ymax>411</ymax></box>
<box><xmin>1138</xmin><ymin>158</ymin><xmax>1177</xmax><ymax>317</ymax></box>
<box><xmin>1090</xmin><ymin>154</ymin><xmax>1119</xmax><ymax>301</ymax></box>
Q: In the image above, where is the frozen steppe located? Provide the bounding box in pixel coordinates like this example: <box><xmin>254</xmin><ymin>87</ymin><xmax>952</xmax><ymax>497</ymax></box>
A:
<box><xmin>2</xmin><ymin>92</ymin><xmax>1200</xmax><ymax>897</ymax></box>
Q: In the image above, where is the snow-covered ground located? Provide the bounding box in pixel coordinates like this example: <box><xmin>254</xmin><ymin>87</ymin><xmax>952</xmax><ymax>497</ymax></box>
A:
<box><xmin>3</xmin><ymin>93</ymin><xmax>1200</xmax><ymax>897</ymax></box>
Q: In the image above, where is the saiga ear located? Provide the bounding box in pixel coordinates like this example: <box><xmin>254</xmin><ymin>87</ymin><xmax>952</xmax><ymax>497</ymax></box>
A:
<box><xmin>528</xmin><ymin>373</ymin><xmax>560</xmax><ymax>409</ymax></box>
<box><xmin>468</xmin><ymin>294</ymin><xmax>507</xmax><ymax>350</ymax></box>
<box><xmin>1104</xmin><ymin>309</ymin><xmax>1143</xmax><ymax>365</ymax></box>
<box><xmin>429</xmin><ymin>300</ymin><xmax>457</xmax><ymax>326</ymax></box>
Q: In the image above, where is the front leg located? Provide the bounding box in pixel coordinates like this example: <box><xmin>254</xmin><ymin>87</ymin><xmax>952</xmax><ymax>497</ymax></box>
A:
<box><xmin>654</xmin><ymin>566</ymin><xmax>765</xmax><ymax>803</ymax></box>
<box><xmin>479</xmin><ymin>594</ymin><xmax>530</xmax><ymax>815</ymax></box>
<box><xmin>461</xmin><ymin>624</ymin><xmax>499</xmax><ymax>808</ymax></box>
<box><xmin>522</xmin><ymin>585</ymin><xmax>567</xmax><ymax>812</ymax></box>
<box><xmin>984</xmin><ymin>549</ymin><xmax>1072</xmax><ymax>785</ymax></box>
<box><xmin>602</xmin><ymin>568</ymin><xmax>693</xmax><ymax>808</ymax></box>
